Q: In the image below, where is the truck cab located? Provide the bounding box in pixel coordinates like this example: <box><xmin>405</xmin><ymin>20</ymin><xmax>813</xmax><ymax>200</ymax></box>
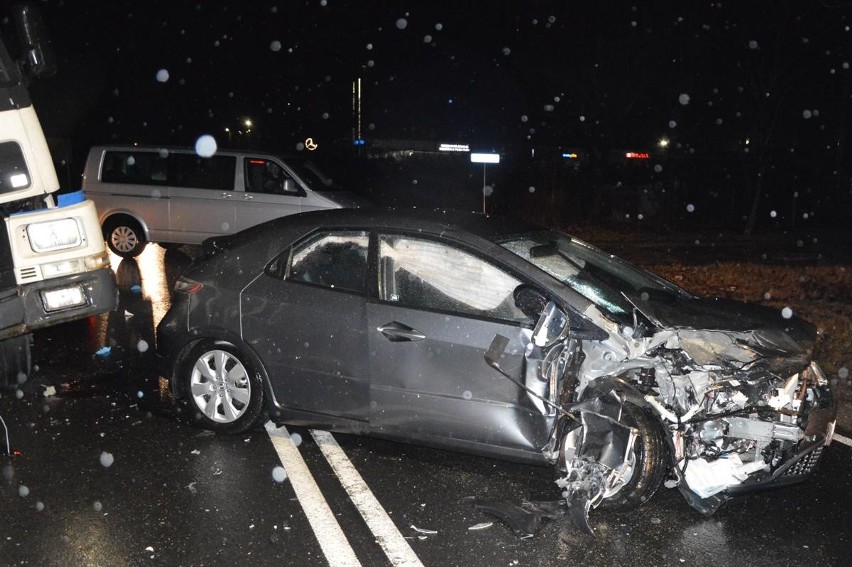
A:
<box><xmin>0</xmin><ymin>4</ymin><xmax>116</xmax><ymax>385</ymax></box>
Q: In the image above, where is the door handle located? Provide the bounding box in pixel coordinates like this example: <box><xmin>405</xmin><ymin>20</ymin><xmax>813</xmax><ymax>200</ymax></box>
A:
<box><xmin>221</xmin><ymin>192</ymin><xmax>233</xmax><ymax>198</ymax></box>
<box><xmin>244</xmin><ymin>194</ymin><xmax>254</xmax><ymax>200</ymax></box>
<box><xmin>377</xmin><ymin>321</ymin><xmax>426</xmax><ymax>342</ymax></box>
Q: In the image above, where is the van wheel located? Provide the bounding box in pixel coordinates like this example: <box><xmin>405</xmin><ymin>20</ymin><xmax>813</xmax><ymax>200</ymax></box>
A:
<box><xmin>104</xmin><ymin>216</ymin><xmax>147</xmax><ymax>258</ymax></box>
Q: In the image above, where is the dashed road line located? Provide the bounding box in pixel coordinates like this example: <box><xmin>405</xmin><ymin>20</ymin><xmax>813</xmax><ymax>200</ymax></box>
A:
<box><xmin>834</xmin><ymin>432</ymin><xmax>852</xmax><ymax>448</ymax></box>
<box><xmin>265</xmin><ymin>421</ymin><xmax>361</xmax><ymax>567</ymax></box>
<box><xmin>311</xmin><ymin>429</ymin><xmax>424</xmax><ymax>567</ymax></box>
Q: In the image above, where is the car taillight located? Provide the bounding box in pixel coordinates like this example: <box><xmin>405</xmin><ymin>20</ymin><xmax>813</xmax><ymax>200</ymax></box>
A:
<box><xmin>174</xmin><ymin>277</ymin><xmax>203</xmax><ymax>294</ymax></box>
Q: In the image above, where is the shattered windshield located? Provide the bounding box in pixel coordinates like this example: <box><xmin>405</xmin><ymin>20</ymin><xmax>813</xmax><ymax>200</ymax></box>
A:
<box><xmin>501</xmin><ymin>232</ymin><xmax>689</xmax><ymax>318</ymax></box>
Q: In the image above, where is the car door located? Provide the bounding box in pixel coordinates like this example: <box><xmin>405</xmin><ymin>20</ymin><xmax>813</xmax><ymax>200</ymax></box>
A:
<box><xmin>167</xmin><ymin>153</ymin><xmax>238</xmax><ymax>243</ymax></box>
<box><xmin>235</xmin><ymin>157</ymin><xmax>304</xmax><ymax>232</ymax></box>
<box><xmin>367</xmin><ymin>233</ymin><xmax>553</xmax><ymax>455</ymax></box>
<box><xmin>239</xmin><ymin>230</ymin><xmax>370</xmax><ymax>422</ymax></box>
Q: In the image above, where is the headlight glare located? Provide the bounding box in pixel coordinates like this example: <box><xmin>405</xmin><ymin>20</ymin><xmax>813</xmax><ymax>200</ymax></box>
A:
<box><xmin>27</xmin><ymin>218</ymin><xmax>83</xmax><ymax>252</ymax></box>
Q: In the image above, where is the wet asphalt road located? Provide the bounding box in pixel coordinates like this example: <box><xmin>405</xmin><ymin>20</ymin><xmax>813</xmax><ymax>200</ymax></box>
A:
<box><xmin>1</xmin><ymin>246</ymin><xmax>851</xmax><ymax>566</ymax></box>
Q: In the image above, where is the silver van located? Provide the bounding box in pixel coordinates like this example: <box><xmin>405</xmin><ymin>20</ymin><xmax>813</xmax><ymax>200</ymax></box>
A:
<box><xmin>82</xmin><ymin>145</ymin><xmax>367</xmax><ymax>257</ymax></box>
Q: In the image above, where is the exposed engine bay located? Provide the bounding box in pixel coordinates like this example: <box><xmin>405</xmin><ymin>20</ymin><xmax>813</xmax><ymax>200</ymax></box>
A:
<box><xmin>516</xmin><ymin>300</ymin><xmax>837</xmax><ymax>534</ymax></box>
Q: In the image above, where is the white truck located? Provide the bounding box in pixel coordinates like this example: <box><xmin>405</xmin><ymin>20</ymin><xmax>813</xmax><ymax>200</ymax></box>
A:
<box><xmin>0</xmin><ymin>4</ymin><xmax>116</xmax><ymax>386</ymax></box>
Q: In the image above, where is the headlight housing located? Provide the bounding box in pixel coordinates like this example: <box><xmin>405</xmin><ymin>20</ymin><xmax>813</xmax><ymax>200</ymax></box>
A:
<box><xmin>26</xmin><ymin>217</ymin><xmax>83</xmax><ymax>252</ymax></box>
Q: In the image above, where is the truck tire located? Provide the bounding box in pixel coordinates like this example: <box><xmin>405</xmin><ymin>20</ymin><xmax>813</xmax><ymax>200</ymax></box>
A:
<box><xmin>0</xmin><ymin>334</ymin><xmax>32</xmax><ymax>388</ymax></box>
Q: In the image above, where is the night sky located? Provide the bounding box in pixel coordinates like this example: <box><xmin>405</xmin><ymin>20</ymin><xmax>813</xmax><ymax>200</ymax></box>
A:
<box><xmin>13</xmin><ymin>2</ymin><xmax>847</xmax><ymax>148</ymax></box>
<box><xmin>3</xmin><ymin>1</ymin><xmax>851</xmax><ymax>227</ymax></box>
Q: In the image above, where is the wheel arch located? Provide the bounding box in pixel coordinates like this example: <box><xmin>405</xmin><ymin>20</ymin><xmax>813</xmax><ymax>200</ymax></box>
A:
<box><xmin>170</xmin><ymin>332</ymin><xmax>276</xmax><ymax>414</ymax></box>
<box><xmin>101</xmin><ymin>210</ymin><xmax>152</xmax><ymax>242</ymax></box>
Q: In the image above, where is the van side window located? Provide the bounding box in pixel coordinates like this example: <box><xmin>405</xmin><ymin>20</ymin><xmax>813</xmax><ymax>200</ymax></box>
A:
<box><xmin>172</xmin><ymin>154</ymin><xmax>236</xmax><ymax>190</ymax></box>
<box><xmin>101</xmin><ymin>151</ymin><xmax>168</xmax><ymax>186</ymax></box>
<box><xmin>245</xmin><ymin>158</ymin><xmax>299</xmax><ymax>195</ymax></box>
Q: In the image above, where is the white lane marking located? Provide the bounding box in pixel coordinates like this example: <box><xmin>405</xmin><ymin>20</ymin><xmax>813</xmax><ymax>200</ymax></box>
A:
<box><xmin>265</xmin><ymin>421</ymin><xmax>361</xmax><ymax>567</ymax></box>
<box><xmin>834</xmin><ymin>433</ymin><xmax>852</xmax><ymax>448</ymax></box>
<box><xmin>311</xmin><ymin>429</ymin><xmax>424</xmax><ymax>567</ymax></box>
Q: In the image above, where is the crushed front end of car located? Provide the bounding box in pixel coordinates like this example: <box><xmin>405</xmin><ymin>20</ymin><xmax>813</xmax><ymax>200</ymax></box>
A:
<box><xmin>491</xmin><ymin>233</ymin><xmax>839</xmax><ymax>535</ymax></box>
<box><xmin>546</xmin><ymin>294</ymin><xmax>836</xmax><ymax>533</ymax></box>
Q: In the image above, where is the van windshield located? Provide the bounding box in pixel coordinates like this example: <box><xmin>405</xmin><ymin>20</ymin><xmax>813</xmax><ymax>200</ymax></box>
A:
<box><xmin>283</xmin><ymin>158</ymin><xmax>342</xmax><ymax>192</ymax></box>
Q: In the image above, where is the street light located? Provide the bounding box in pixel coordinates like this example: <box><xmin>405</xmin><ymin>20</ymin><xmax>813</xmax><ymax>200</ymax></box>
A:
<box><xmin>658</xmin><ymin>137</ymin><xmax>669</xmax><ymax>148</ymax></box>
<box><xmin>470</xmin><ymin>152</ymin><xmax>500</xmax><ymax>214</ymax></box>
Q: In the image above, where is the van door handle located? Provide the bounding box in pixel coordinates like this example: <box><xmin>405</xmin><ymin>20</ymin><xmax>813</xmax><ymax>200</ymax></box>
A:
<box><xmin>221</xmin><ymin>192</ymin><xmax>233</xmax><ymax>198</ymax></box>
<box><xmin>377</xmin><ymin>321</ymin><xmax>426</xmax><ymax>342</ymax></box>
<box><xmin>243</xmin><ymin>194</ymin><xmax>253</xmax><ymax>200</ymax></box>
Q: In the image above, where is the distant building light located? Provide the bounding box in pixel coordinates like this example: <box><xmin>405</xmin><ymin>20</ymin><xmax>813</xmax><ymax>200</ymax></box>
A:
<box><xmin>562</xmin><ymin>152</ymin><xmax>579</xmax><ymax>159</ymax></box>
<box><xmin>658</xmin><ymin>138</ymin><xmax>669</xmax><ymax>148</ymax></box>
<box><xmin>439</xmin><ymin>143</ymin><xmax>470</xmax><ymax>152</ymax></box>
<box><xmin>625</xmin><ymin>152</ymin><xmax>650</xmax><ymax>159</ymax></box>
<box><xmin>470</xmin><ymin>152</ymin><xmax>500</xmax><ymax>164</ymax></box>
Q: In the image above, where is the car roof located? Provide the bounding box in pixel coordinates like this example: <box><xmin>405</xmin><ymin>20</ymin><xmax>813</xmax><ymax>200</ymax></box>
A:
<box><xmin>251</xmin><ymin>207</ymin><xmax>542</xmax><ymax>242</ymax></box>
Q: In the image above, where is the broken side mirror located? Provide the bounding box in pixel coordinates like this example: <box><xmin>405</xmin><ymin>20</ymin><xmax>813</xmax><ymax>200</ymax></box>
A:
<box><xmin>513</xmin><ymin>284</ymin><xmax>548</xmax><ymax>320</ymax></box>
<box><xmin>532</xmin><ymin>301</ymin><xmax>570</xmax><ymax>348</ymax></box>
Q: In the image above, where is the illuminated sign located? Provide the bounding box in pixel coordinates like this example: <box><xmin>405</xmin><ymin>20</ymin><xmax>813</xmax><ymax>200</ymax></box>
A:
<box><xmin>439</xmin><ymin>143</ymin><xmax>470</xmax><ymax>152</ymax></box>
<box><xmin>304</xmin><ymin>138</ymin><xmax>318</xmax><ymax>151</ymax></box>
<box><xmin>562</xmin><ymin>153</ymin><xmax>579</xmax><ymax>159</ymax></box>
<box><xmin>625</xmin><ymin>152</ymin><xmax>650</xmax><ymax>159</ymax></box>
<box><xmin>470</xmin><ymin>153</ymin><xmax>500</xmax><ymax>164</ymax></box>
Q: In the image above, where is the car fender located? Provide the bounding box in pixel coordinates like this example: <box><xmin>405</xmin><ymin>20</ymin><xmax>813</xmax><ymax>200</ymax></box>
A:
<box><xmin>169</xmin><ymin>330</ymin><xmax>275</xmax><ymax>409</ymax></box>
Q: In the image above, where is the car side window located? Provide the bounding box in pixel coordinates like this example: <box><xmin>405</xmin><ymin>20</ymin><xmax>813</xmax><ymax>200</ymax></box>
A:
<box><xmin>245</xmin><ymin>157</ymin><xmax>300</xmax><ymax>195</ymax></box>
<box><xmin>378</xmin><ymin>234</ymin><xmax>528</xmax><ymax>322</ymax></box>
<box><xmin>287</xmin><ymin>231</ymin><xmax>369</xmax><ymax>293</ymax></box>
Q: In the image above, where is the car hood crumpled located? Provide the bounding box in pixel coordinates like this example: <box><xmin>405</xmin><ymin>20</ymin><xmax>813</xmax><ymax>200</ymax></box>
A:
<box><xmin>625</xmin><ymin>293</ymin><xmax>816</xmax><ymax>373</ymax></box>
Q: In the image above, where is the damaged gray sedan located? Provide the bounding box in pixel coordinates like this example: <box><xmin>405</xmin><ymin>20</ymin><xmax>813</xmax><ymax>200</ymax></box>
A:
<box><xmin>156</xmin><ymin>209</ymin><xmax>836</xmax><ymax>533</ymax></box>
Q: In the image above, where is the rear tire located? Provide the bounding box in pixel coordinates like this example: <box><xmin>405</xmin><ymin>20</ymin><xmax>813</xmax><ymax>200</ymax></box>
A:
<box><xmin>602</xmin><ymin>402</ymin><xmax>669</xmax><ymax>509</ymax></box>
<box><xmin>104</xmin><ymin>216</ymin><xmax>147</xmax><ymax>258</ymax></box>
<box><xmin>178</xmin><ymin>341</ymin><xmax>265</xmax><ymax>434</ymax></box>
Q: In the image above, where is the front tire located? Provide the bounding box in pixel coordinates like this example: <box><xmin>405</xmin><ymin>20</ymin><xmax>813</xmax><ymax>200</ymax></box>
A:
<box><xmin>104</xmin><ymin>216</ymin><xmax>147</xmax><ymax>258</ymax></box>
<box><xmin>602</xmin><ymin>402</ymin><xmax>669</xmax><ymax>509</ymax></box>
<box><xmin>179</xmin><ymin>342</ymin><xmax>265</xmax><ymax>434</ymax></box>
